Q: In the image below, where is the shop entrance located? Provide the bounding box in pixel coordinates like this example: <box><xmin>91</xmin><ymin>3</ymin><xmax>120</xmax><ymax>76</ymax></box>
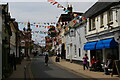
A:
<box><xmin>90</xmin><ymin>50</ymin><xmax>103</xmax><ymax>62</ymax></box>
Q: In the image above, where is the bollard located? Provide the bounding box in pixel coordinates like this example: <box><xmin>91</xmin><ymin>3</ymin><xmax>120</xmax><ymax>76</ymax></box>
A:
<box><xmin>24</xmin><ymin>65</ymin><xmax>26</xmax><ymax>80</ymax></box>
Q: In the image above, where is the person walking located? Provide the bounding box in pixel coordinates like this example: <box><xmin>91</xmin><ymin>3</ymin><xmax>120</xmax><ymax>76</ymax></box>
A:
<box><xmin>83</xmin><ymin>54</ymin><xmax>89</xmax><ymax>70</ymax></box>
<box><xmin>104</xmin><ymin>56</ymin><xmax>113</xmax><ymax>75</ymax></box>
<box><xmin>45</xmin><ymin>54</ymin><xmax>49</xmax><ymax>66</ymax></box>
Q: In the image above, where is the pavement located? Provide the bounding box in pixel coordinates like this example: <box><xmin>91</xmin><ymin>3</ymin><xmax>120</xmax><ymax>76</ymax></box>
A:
<box><xmin>50</xmin><ymin>56</ymin><xmax>120</xmax><ymax>80</ymax></box>
<box><xmin>6</xmin><ymin>57</ymin><xmax>32</xmax><ymax>80</ymax></box>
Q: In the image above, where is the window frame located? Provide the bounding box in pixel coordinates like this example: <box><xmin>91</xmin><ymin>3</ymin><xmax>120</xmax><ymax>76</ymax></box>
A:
<box><xmin>107</xmin><ymin>10</ymin><xmax>113</xmax><ymax>23</ymax></box>
<box><xmin>100</xmin><ymin>13</ymin><xmax>104</xmax><ymax>28</ymax></box>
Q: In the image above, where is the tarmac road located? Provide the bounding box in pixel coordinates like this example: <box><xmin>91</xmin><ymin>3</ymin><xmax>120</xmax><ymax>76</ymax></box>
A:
<box><xmin>31</xmin><ymin>56</ymin><xmax>91</xmax><ymax>80</ymax></box>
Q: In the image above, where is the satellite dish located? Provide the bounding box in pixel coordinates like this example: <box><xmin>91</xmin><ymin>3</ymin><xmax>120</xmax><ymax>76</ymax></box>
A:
<box><xmin>114</xmin><ymin>32</ymin><xmax>120</xmax><ymax>43</ymax></box>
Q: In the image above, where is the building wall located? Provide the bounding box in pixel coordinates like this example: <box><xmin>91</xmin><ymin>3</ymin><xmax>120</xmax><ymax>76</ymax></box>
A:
<box><xmin>118</xmin><ymin>8</ymin><xmax>120</xmax><ymax>26</ymax></box>
<box><xmin>10</xmin><ymin>23</ymin><xmax>16</xmax><ymax>55</ymax></box>
<box><xmin>0</xmin><ymin>7</ymin><xmax>2</xmax><ymax>80</ymax></box>
<box><xmin>65</xmin><ymin>33</ymin><xmax>70</xmax><ymax>59</ymax></box>
<box><xmin>65</xmin><ymin>23</ymin><xmax>87</xmax><ymax>61</ymax></box>
<box><xmin>85</xmin><ymin>6</ymin><xmax>120</xmax><ymax>62</ymax></box>
<box><xmin>71</xmin><ymin>23</ymin><xmax>87</xmax><ymax>61</ymax></box>
<box><xmin>117</xmin><ymin>7</ymin><xmax>120</xmax><ymax>59</ymax></box>
<box><xmin>86</xmin><ymin>10</ymin><xmax>119</xmax><ymax>36</ymax></box>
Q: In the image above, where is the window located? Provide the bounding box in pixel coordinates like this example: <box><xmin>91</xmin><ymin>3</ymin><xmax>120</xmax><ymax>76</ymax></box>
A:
<box><xmin>100</xmin><ymin>14</ymin><xmax>104</xmax><ymax>28</ymax></box>
<box><xmin>92</xmin><ymin>17</ymin><xmax>96</xmax><ymax>30</ymax></box>
<box><xmin>89</xmin><ymin>18</ymin><xmax>96</xmax><ymax>31</ymax></box>
<box><xmin>108</xmin><ymin>10</ymin><xmax>113</xmax><ymax>23</ymax></box>
<box><xmin>84</xmin><ymin>26</ymin><xmax>87</xmax><ymax>34</ymax></box>
<box><xmin>89</xmin><ymin>18</ymin><xmax>92</xmax><ymax>31</ymax></box>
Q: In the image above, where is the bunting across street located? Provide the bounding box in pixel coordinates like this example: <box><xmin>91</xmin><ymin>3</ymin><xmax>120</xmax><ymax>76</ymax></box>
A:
<box><xmin>47</xmin><ymin>0</ymin><xmax>70</xmax><ymax>13</ymax></box>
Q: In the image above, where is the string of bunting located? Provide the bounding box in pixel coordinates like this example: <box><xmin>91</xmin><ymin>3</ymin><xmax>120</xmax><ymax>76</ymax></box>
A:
<box><xmin>18</xmin><ymin>22</ymin><xmax>56</xmax><ymax>28</ymax></box>
<box><xmin>47</xmin><ymin>0</ymin><xmax>70</xmax><ymax>13</ymax></box>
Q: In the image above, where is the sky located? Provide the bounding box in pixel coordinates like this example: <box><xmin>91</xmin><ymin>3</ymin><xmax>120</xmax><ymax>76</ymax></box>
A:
<box><xmin>8</xmin><ymin>2</ymin><xmax>96</xmax><ymax>46</ymax></box>
<box><xmin>9</xmin><ymin>2</ymin><xmax>95</xmax><ymax>22</ymax></box>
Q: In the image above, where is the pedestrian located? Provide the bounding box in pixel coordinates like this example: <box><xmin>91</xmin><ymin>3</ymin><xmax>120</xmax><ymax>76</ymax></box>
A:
<box><xmin>45</xmin><ymin>54</ymin><xmax>49</xmax><ymax>66</ymax></box>
<box><xmin>104</xmin><ymin>56</ymin><xmax>113</xmax><ymax>75</ymax></box>
<box><xmin>82</xmin><ymin>54</ymin><xmax>89</xmax><ymax>70</ymax></box>
<box><xmin>90</xmin><ymin>56</ymin><xmax>96</xmax><ymax>71</ymax></box>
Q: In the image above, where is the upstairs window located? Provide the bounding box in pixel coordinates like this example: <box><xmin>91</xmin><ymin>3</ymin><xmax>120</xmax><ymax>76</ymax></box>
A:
<box><xmin>92</xmin><ymin>17</ymin><xmax>96</xmax><ymax>30</ymax></box>
<box><xmin>100</xmin><ymin>14</ymin><xmax>104</xmax><ymax>28</ymax></box>
<box><xmin>108</xmin><ymin>10</ymin><xmax>113</xmax><ymax>23</ymax></box>
<box><xmin>89</xmin><ymin>17</ymin><xmax>96</xmax><ymax>31</ymax></box>
<box><xmin>89</xmin><ymin>18</ymin><xmax>92</xmax><ymax>31</ymax></box>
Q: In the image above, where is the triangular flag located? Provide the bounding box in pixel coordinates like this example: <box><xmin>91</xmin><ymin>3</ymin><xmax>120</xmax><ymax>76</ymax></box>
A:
<box><xmin>36</xmin><ymin>25</ymin><xmax>38</xmax><ymax>27</ymax></box>
<box><xmin>53</xmin><ymin>2</ymin><xmax>58</xmax><ymax>5</ymax></box>
<box><xmin>74</xmin><ymin>14</ymin><xmax>77</xmax><ymax>17</ymax></box>
<box><xmin>63</xmin><ymin>8</ymin><xmax>66</xmax><ymax>11</ymax></box>
<box><xmin>47</xmin><ymin>23</ymin><xmax>49</xmax><ymax>25</ymax></box>
<box><xmin>47</xmin><ymin>26</ymin><xmax>50</xmax><ymax>29</ymax></box>
<box><xmin>50</xmin><ymin>1</ymin><xmax>54</xmax><ymax>4</ymax></box>
<box><xmin>73</xmin><ymin>20</ymin><xmax>77</xmax><ymax>23</ymax></box>
<box><xmin>82</xmin><ymin>17</ymin><xmax>86</xmax><ymax>20</ymax></box>
<box><xmin>79</xmin><ymin>19</ymin><xmax>82</xmax><ymax>23</ymax></box>
<box><xmin>39</xmin><ymin>25</ymin><xmax>41</xmax><ymax>27</ymax></box>
<box><xmin>65</xmin><ymin>10</ymin><xmax>70</xmax><ymax>13</ymax></box>
<box><xmin>57</xmin><ymin>4</ymin><xmax>64</xmax><ymax>8</ymax></box>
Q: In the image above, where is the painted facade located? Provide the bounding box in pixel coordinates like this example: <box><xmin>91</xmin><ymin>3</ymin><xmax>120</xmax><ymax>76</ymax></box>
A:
<box><xmin>65</xmin><ymin>22</ymin><xmax>87</xmax><ymax>62</ymax></box>
<box><xmin>85</xmin><ymin>2</ymin><xmax>120</xmax><ymax>64</ymax></box>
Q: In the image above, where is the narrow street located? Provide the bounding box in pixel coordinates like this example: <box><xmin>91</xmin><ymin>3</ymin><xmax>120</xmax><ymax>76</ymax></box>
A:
<box><xmin>31</xmin><ymin>56</ymin><xmax>89</xmax><ymax>80</ymax></box>
<box><xmin>1</xmin><ymin>1</ymin><xmax>120</xmax><ymax>80</ymax></box>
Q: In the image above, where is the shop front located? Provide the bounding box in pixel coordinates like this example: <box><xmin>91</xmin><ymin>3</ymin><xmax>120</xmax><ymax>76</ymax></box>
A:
<box><xmin>84</xmin><ymin>38</ymin><xmax>119</xmax><ymax>64</ymax></box>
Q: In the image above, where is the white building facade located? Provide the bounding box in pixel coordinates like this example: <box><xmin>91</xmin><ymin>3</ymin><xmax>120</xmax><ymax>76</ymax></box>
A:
<box><xmin>65</xmin><ymin>22</ymin><xmax>87</xmax><ymax>62</ymax></box>
<box><xmin>84</xmin><ymin>2</ymin><xmax>120</xmax><ymax>63</ymax></box>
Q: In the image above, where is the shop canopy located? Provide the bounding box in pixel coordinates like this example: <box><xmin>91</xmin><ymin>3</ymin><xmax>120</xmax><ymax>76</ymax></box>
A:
<box><xmin>84</xmin><ymin>41</ymin><xmax>98</xmax><ymax>50</ymax></box>
<box><xmin>96</xmin><ymin>38</ymin><xmax>118</xmax><ymax>49</ymax></box>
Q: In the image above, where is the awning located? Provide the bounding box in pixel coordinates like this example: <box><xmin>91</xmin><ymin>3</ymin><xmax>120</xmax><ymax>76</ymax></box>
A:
<box><xmin>84</xmin><ymin>41</ymin><xmax>97</xmax><ymax>50</ymax></box>
<box><xmin>96</xmin><ymin>38</ymin><xmax>118</xmax><ymax>49</ymax></box>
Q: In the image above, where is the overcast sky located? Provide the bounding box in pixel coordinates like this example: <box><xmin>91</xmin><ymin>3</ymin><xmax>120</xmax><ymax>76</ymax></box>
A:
<box><xmin>9</xmin><ymin>2</ymin><xmax>95</xmax><ymax>23</ymax></box>
<box><xmin>8</xmin><ymin>2</ymin><xmax>96</xmax><ymax>45</ymax></box>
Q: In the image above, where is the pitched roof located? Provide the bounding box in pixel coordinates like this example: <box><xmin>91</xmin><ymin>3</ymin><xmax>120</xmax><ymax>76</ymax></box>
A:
<box><xmin>83</xmin><ymin>1</ymin><xmax>120</xmax><ymax>18</ymax></box>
